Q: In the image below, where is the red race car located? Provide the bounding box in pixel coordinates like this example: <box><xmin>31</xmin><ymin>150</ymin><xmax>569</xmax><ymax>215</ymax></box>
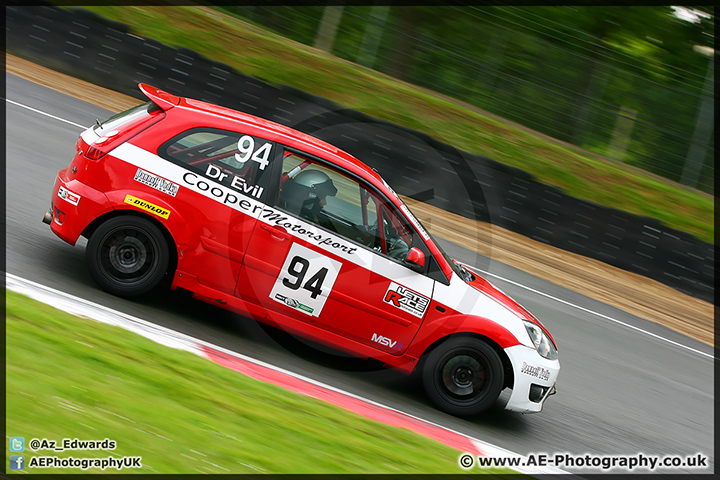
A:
<box><xmin>44</xmin><ymin>84</ymin><xmax>559</xmax><ymax>416</ymax></box>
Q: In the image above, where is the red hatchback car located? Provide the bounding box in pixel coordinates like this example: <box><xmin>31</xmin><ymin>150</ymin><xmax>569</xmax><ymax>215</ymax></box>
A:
<box><xmin>45</xmin><ymin>84</ymin><xmax>559</xmax><ymax>416</ymax></box>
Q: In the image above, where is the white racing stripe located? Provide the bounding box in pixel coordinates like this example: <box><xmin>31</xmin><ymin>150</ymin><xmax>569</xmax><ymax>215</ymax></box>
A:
<box><xmin>110</xmin><ymin>143</ymin><xmax>436</xmax><ymax>295</ymax></box>
<box><xmin>6</xmin><ymin>273</ymin><xmax>570</xmax><ymax>475</ymax></box>
<box><xmin>7</xmin><ymin>96</ymin><xmax>711</xmax><ymax>360</ymax></box>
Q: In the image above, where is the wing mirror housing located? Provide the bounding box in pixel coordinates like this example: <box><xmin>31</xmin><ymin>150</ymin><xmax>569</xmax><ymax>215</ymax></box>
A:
<box><xmin>404</xmin><ymin>247</ymin><xmax>426</xmax><ymax>272</ymax></box>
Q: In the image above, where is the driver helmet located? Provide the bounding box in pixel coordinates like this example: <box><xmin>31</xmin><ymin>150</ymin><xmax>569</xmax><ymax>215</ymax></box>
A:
<box><xmin>282</xmin><ymin>169</ymin><xmax>338</xmax><ymax>215</ymax></box>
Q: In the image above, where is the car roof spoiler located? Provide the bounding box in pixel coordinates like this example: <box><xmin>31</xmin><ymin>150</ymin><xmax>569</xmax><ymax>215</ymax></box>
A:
<box><xmin>138</xmin><ymin>83</ymin><xmax>181</xmax><ymax>111</ymax></box>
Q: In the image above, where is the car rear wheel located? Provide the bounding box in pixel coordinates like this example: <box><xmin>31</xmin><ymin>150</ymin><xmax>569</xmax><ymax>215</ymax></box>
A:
<box><xmin>87</xmin><ymin>216</ymin><xmax>169</xmax><ymax>297</ymax></box>
<box><xmin>422</xmin><ymin>337</ymin><xmax>504</xmax><ymax>416</ymax></box>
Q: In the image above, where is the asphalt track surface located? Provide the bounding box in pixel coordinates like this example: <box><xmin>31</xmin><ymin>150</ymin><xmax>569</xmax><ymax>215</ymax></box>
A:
<box><xmin>6</xmin><ymin>73</ymin><xmax>714</xmax><ymax>474</ymax></box>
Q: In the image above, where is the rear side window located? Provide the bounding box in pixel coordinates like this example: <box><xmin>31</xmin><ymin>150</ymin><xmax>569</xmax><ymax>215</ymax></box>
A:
<box><xmin>94</xmin><ymin>102</ymin><xmax>161</xmax><ymax>136</ymax></box>
<box><xmin>158</xmin><ymin>128</ymin><xmax>275</xmax><ymax>201</ymax></box>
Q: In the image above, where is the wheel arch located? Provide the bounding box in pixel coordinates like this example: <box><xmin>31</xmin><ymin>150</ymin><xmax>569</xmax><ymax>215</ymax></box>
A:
<box><xmin>82</xmin><ymin>209</ymin><xmax>179</xmax><ymax>277</ymax></box>
<box><xmin>417</xmin><ymin>332</ymin><xmax>514</xmax><ymax>390</ymax></box>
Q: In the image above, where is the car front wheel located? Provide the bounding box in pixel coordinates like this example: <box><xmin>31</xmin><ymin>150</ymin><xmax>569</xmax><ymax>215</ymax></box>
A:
<box><xmin>86</xmin><ymin>216</ymin><xmax>169</xmax><ymax>297</ymax></box>
<box><xmin>422</xmin><ymin>336</ymin><xmax>504</xmax><ymax>416</ymax></box>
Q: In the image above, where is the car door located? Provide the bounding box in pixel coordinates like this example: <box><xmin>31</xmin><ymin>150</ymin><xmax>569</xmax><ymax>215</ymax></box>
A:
<box><xmin>157</xmin><ymin>128</ymin><xmax>274</xmax><ymax>294</ymax></box>
<box><xmin>236</xmin><ymin>148</ymin><xmax>435</xmax><ymax>355</ymax></box>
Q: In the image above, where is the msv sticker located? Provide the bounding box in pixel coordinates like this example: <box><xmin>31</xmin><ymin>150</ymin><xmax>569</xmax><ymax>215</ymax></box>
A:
<box><xmin>270</xmin><ymin>243</ymin><xmax>342</xmax><ymax>317</ymax></box>
<box><xmin>134</xmin><ymin>168</ymin><xmax>179</xmax><ymax>197</ymax></box>
<box><xmin>383</xmin><ymin>282</ymin><xmax>430</xmax><ymax>318</ymax></box>
<box><xmin>124</xmin><ymin>195</ymin><xmax>170</xmax><ymax>219</ymax></box>
<box><xmin>58</xmin><ymin>186</ymin><xmax>81</xmax><ymax>206</ymax></box>
<box><xmin>371</xmin><ymin>333</ymin><xmax>403</xmax><ymax>351</ymax></box>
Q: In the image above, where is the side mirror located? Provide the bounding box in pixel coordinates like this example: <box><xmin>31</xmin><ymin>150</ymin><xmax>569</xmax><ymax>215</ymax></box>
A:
<box><xmin>404</xmin><ymin>247</ymin><xmax>426</xmax><ymax>272</ymax></box>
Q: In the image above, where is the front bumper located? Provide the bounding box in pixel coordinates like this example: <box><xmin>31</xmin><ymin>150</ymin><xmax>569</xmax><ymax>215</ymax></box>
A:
<box><xmin>503</xmin><ymin>344</ymin><xmax>560</xmax><ymax>413</ymax></box>
<box><xmin>46</xmin><ymin>169</ymin><xmax>113</xmax><ymax>245</ymax></box>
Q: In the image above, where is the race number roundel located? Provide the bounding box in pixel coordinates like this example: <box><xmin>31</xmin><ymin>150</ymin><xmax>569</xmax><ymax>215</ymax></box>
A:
<box><xmin>270</xmin><ymin>243</ymin><xmax>342</xmax><ymax>317</ymax></box>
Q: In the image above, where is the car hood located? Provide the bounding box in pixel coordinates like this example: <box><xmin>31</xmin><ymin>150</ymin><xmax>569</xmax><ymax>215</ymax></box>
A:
<box><xmin>455</xmin><ymin>261</ymin><xmax>557</xmax><ymax>346</ymax></box>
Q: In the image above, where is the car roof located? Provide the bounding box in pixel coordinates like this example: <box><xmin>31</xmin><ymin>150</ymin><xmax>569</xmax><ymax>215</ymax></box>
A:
<box><xmin>139</xmin><ymin>83</ymin><xmax>384</xmax><ymax>189</ymax></box>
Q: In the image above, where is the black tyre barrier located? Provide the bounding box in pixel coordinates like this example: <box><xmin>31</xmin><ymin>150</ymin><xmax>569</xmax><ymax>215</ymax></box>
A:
<box><xmin>7</xmin><ymin>2</ymin><xmax>713</xmax><ymax>303</ymax></box>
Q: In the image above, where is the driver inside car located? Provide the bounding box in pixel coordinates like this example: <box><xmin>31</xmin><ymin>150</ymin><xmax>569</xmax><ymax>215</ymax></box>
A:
<box><xmin>281</xmin><ymin>169</ymin><xmax>410</xmax><ymax>261</ymax></box>
<box><xmin>280</xmin><ymin>169</ymin><xmax>339</xmax><ymax>232</ymax></box>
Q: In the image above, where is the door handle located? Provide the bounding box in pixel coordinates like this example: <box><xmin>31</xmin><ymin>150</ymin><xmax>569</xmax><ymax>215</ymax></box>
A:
<box><xmin>261</xmin><ymin>223</ymin><xmax>291</xmax><ymax>241</ymax></box>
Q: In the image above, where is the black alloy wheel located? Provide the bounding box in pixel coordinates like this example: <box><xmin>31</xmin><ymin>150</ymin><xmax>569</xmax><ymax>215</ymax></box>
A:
<box><xmin>422</xmin><ymin>336</ymin><xmax>504</xmax><ymax>416</ymax></box>
<box><xmin>86</xmin><ymin>216</ymin><xmax>169</xmax><ymax>297</ymax></box>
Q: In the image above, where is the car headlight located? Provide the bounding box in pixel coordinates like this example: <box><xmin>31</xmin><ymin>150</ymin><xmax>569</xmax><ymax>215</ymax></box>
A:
<box><xmin>523</xmin><ymin>320</ymin><xmax>558</xmax><ymax>360</ymax></box>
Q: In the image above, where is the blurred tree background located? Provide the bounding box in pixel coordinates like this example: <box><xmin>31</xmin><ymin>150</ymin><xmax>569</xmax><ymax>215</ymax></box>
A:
<box><xmin>221</xmin><ymin>5</ymin><xmax>714</xmax><ymax>194</ymax></box>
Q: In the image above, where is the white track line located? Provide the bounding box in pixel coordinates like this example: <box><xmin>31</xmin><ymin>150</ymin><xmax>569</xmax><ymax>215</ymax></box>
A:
<box><xmin>468</xmin><ymin>266</ymin><xmax>713</xmax><ymax>360</ymax></box>
<box><xmin>6</xmin><ymin>273</ymin><xmax>569</xmax><ymax>476</ymax></box>
<box><xmin>6</xmin><ymin>98</ymin><xmax>87</xmax><ymax>129</ymax></box>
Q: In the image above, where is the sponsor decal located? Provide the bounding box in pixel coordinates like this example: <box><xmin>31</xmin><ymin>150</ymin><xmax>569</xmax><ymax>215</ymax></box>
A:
<box><xmin>270</xmin><ymin>243</ymin><xmax>342</xmax><ymax>317</ymax></box>
<box><xmin>58</xmin><ymin>186</ymin><xmax>81</xmax><ymax>206</ymax></box>
<box><xmin>380</xmin><ymin>177</ymin><xmax>429</xmax><ymax>241</ymax></box>
<box><xmin>383</xmin><ymin>282</ymin><xmax>430</xmax><ymax>318</ymax></box>
<box><xmin>124</xmin><ymin>195</ymin><xmax>170</xmax><ymax>219</ymax></box>
<box><xmin>400</xmin><ymin>204</ymin><xmax>430</xmax><ymax>241</ymax></box>
<box><xmin>260</xmin><ymin>208</ymin><xmax>358</xmax><ymax>255</ymax></box>
<box><xmin>521</xmin><ymin>361</ymin><xmax>551</xmax><ymax>381</ymax></box>
<box><xmin>133</xmin><ymin>168</ymin><xmax>179</xmax><ymax>196</ymax></box>
<box><xmin>371</xmin><ymin>333</ymin><xmax>403</xmax><ymax>351</ymax></box>
<box><xmin>204</xmin><ymin>164</ymin><xmax>263</xmax><ymax>199</ymax></box>
<box><xmin>273</xmin><ymin>293</ymin><xmax>314</xmax><ymax>315</ymax></box>
<box><xmin>182</xmin><ymin>171</ymin><xmax>261</xmax><ymax>211</ymax></box>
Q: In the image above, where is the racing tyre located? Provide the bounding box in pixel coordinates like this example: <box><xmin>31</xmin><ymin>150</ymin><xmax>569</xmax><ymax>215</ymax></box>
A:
<box><xmin>87</xmin><ymin>216</ymin><xmax>169</xmax><ymax>297</ymax></box>
<box><xmin>422</xmin><ymin>337</ymin><xmax>504</xmax><ymax>416</ymax></box>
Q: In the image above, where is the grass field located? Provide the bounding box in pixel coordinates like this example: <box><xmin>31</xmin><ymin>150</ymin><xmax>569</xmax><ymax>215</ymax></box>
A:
<box><xmin>5</xmin><ymin>290</ymin><xmax>513</xmax><ymax>474</ymax></box>
<box><xmin>72</xmin><ymin>5</ymin><xmax>713</xmax><ymax>244</ymax></box>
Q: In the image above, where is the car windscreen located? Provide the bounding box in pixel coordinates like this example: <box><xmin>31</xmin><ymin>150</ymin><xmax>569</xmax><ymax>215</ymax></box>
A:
<box><xmin>388</xmin><ymin>191</ymin><xmax>463</xmax><ymax>280</ymax></box>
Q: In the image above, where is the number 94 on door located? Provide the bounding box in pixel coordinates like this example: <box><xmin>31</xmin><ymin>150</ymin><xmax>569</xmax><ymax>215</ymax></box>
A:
<box><xmin>270</xmin><ymin>243</ymin><xmax>342</xmax><ymax>317</ymax></box>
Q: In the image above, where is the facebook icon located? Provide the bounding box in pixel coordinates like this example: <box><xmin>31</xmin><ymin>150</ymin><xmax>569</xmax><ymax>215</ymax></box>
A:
<box><xmin>10</xmin><ymin>455</ymin><xmax>25</xmax><ymax>470</ymax></box>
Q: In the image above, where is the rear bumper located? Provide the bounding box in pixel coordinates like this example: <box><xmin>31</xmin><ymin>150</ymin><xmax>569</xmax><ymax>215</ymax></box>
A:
<box><xmin>503</xmin><ymin>344</ymin><xmax>560</xmax><ymax>413</ymax></box>
<box><xmin>47</xmin><ymin>169</ymin><xmax>113</xmax><ymax>245</ymax></box>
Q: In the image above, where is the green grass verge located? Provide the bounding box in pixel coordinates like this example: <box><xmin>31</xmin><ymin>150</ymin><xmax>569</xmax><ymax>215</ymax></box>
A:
<box><xmin>6</xmin><ymin>290</ymin><xmax>512</xmax><ymax>474</ymax></box>
<box><xmin>70</xmin><ymin>5</ymin><xmax>712</xmax><ymax>243</ymax></box>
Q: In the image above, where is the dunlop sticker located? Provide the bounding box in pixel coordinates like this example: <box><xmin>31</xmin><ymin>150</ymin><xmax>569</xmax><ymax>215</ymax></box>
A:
<box><xmin>124</xmin><ymin>195</ymin><xmax>170</xmax><ymax>219</ymax></box>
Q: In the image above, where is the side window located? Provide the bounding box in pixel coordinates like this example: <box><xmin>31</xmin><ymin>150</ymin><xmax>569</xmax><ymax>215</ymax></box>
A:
<box><xmin>159</xmin><ymin>128</ymin><xmax>274</xmax><ymax>200</ymax></box>
<box><xmin>276</xmin><ymin>152</ymin><xmax>427</xmax><ymax>266</ymax></box>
